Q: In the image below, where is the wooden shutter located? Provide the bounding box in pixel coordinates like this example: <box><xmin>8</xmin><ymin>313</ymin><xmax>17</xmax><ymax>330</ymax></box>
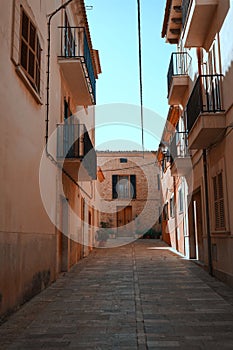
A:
<box><xmin>213</xmin><ymin>173</ymin><xmax>225</xmax><ymax>230</ymax></box>
<box><xmin>130</xmin><ymin>175</ymin><xmax>136</xmax><ymax>199</ymax></box>
<box><xmin>112</xmin><ymin>175</ymin><xmax>118</xmax><ymax>199</ymax></box>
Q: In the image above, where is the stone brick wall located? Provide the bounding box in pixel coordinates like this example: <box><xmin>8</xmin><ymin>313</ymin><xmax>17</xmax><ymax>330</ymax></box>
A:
<box><xmin>96</xmin><ymin>151</ymin><xmax>161</xmax><ymax>235</ymax></box>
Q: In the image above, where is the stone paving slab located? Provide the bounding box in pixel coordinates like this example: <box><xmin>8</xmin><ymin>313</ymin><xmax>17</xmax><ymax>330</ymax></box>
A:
<box><xmin>0</xmin><ymin>240</ymin><xmax>233</xmax><ymax>349</ymax></box>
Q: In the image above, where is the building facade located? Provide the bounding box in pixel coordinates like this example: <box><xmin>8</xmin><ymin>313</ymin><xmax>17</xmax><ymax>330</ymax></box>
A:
<box><xmin>159</xmin><ymin>0</ymin><xmax>233</xmax><ymax>286</ymax></box>
<box><xmin>96</xmin><ymin>151</ymin><xmax>161</xmax><ymax>244</ymax></box>
<box><xmin>0</xmin><ymin>0</ymin><xmax>101</xmax><ymax>317</ymax></box>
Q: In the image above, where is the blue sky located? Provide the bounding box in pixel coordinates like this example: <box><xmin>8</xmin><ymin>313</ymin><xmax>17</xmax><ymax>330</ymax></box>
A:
<box><xmin>86</xmin><ymin>0</ymin><xmax>173</xmax><ymax>150</ymax></box>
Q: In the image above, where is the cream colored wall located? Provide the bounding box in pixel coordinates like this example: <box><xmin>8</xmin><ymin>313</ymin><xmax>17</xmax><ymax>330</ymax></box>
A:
<box><xmin>0</xmin><ymin>0</ymin><xmax>98</xmax><ymax>316</ymax></box>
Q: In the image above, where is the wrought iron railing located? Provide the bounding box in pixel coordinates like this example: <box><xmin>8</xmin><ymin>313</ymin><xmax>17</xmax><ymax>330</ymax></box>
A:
<box><xmin>58</xmin><ymin>26</ymin><xmax>96</xmax><ymax>104</ymax></box>
<box><xmin>186</xmin><ymin>74</ymin><xmax>224</xmax><ymax>132</ymax></box>
<box><xmin>170</xmin><ymin>131</ymin><xmax>189</xmax><ymax>163</ymax></box>
<box><xmin>57</xmin><ymin>123</ymin><xmax>97</xmax><ymax>179</ymax></box>
<box><xmin>167</xmin><ymin>52</ymin><xmax>191</xmax><ymax>94</ymax></box>
<box><xmin>182</xmin><ymin>0</ymin><xmax>191</xmax><ymax>28</ymax></box>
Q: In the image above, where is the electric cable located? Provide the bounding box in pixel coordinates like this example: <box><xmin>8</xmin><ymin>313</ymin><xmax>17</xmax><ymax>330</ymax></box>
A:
<box><xmin>137</xmin><ymin>0</ymin><xmax>145</xmax><ymax>157</ymax></box>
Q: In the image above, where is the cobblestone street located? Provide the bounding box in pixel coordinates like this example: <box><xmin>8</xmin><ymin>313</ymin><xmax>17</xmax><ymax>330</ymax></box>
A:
<box><xmin>1</xmin><ymin>240</ymin><xmax>233</xmax><ymax>350</ymax></box>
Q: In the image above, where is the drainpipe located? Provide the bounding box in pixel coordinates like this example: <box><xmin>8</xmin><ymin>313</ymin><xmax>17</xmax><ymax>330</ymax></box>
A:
<box><xmin>45</xmin><ymin>0</ymin><xmax>93</xmax><ymax>200</ymax></box>
<box><xmin>196</xmin><ymin>48</ymin><xmax>213</xmax><ymax>275</ymax></box>
<box><xmin>203</xmin><ymin>149</ymin><xmax>213</xmax><ymax>276</ymax></box>
<box><xmin>46</xmin><ymin>0</ymin><xmax>74</xmax><ymax>158</ymax></box>
<box><xmin>173</xmin><ymin>176</ymin><xmax>179</xmax><ymax>252</ymax></box>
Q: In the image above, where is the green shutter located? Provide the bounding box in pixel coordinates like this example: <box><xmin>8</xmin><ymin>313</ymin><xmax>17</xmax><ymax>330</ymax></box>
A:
<box><xmin>130</xmin><ymin>175</ymin><xmax>136</xmax><ymax>199</ymax></box>
<box><xmin>112</xmin><ymin>175</ymin><xmax>118</xmax><ymax>199</ymax></box>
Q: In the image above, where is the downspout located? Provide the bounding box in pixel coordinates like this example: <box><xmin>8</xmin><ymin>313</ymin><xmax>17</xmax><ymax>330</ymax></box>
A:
<box><xmin>45</xmin><ymin>0</ymin><xmax>93</xmax><ymax>200</ymax></box>
<box><xmin>46</xmin><ymin>0</ymin><xmax>74</xmax><ymax>158</ymax></box>
<box><xmin>203</xmin><ymin>150</ymin><xmax>213</xmax><ymax>276</ymax></box>
<box><xmin>197</xmin><ymin>48</ymin><xmax>213</xmax><ymax>275</ymax></box>
<box><xmin>173</xmin><ymin>176</ymin><xmax>179</xmax><ymax>251</ymax></box>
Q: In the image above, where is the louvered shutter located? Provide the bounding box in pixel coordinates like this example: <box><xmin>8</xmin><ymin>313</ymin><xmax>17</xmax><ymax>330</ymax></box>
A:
<box><xmin>112</xmin><ymin>175</ymin><xmax>118</xmax><ymax>199</ymax></box>
<box><xmin>130</xmin><ymin>175</ymin><xmax>136</xmax><ymax>199</ymax></box>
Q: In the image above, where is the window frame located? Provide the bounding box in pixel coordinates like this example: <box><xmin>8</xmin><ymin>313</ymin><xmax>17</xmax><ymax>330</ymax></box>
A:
<box><xmin>170</xmin><ymin>194</ymin><xmax>175</xmax><ymax>218</ymax></box>
<box><xmin>178</xmin><ymin>186</ymin><xmax>184</xmax><ymax>213</ymax></box>
<box><xmin>19</xmin><ymin>7</ymin><xmax>41</xmax><ymax>95</ymax></box>
<box><xmin>112</xmin><ymin>174</ymin><xmax>136</xmax><ymax>200</ymax></box>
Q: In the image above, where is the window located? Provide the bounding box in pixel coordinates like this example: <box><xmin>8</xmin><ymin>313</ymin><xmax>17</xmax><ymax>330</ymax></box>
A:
<box><xmin>163</xmin><ymin>202</ymin><xmax>169</xmax><ymax>221</ymax></box>
<box><xmin>178</xmin><ymin>187</ymin><xmax>184</xmax><ymax>213</ymax></box>
<box><xmin>213</xmin><ymin>172</ymin><xmax>225</xmax><ymax>231</ymax></box>
<box><xmin>120</xmin><ymin>158</ymin><xmax>127</xmax><ymax>163</ymax></box>
<box><xmin>20</xmin><ymin>9</ymin><xmax>41</xmax><ymax>94</ymax></box>
<box><xmin>170</xmin><ymin>194</ymin><xmax>175</xmax><ymax>218</ymax></box>
<box><xmin>112</xmin><ymin>175</ymin><xmax>136</xmax><ymax>199</ymax></box>
<box><xmin>64</xmin><ymin>98</ymin><xmax>72</xmax><ymax>121</ymax></box>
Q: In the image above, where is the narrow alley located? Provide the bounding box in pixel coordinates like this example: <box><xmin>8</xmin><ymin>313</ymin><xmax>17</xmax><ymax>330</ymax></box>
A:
<box><xmin>1</xmin><ymin>240</ymin><xmax>233</xmax><ymax>350</ymax></box>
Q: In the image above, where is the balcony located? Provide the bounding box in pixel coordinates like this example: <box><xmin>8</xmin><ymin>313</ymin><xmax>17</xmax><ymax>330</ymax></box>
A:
<box><xmin>58</xmin><ymin>27</ymin><xmax>96</xmax><ymax>105</ymax></box>
<box><xmin>167</xmin><ymin>52</ymin><xmax>191</xmax><ymax>106</ymax></box>
<box><xmin>57</xmin><ymin>123</ymin><xmax>97</xmax><ymax>180</ymax></box>
<box><xmin>186</xmin><ymin>74</ymin><xmax>225</xmax><ymax>149</ymax></box>
<box><xmin>170</xmin><ymin>132</ymin><xmax>190</xmax><ymax>176</ymax></box>
<box><xmin>182</xmin><ymin>0</ymin><xmax>229</xmax><ymax>51</ymax></box>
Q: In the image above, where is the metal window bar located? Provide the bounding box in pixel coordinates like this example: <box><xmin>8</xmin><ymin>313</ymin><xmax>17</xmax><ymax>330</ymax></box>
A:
<box><xmin>186</xmin><ymin>74</ymin><xmax>224</xmax><ymax>132</ymax></box>
<box><xmin>58</xmin><ymin>26</ymin><xmax>96</xmax><ymax>104</ymax></box>
<box><xmin>170</xmin><ymin>131</ymin><xmax>189</xmax><ymax>162</ymax></box>
<box><xmin>167</xmin><ymin>52</ymin><xmax>191</xmax><ymax>94</ymax></box>
<box><xmin>57</xmin><ymin>123</ymin><xmax>97</xmax><ymax>179</ymax></box>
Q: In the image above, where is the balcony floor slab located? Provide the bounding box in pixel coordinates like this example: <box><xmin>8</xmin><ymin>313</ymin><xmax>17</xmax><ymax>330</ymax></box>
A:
<box><xmin>188</xmin><ymin>112</ymin><xmax>226</xmax><ymax>149</ymax></box>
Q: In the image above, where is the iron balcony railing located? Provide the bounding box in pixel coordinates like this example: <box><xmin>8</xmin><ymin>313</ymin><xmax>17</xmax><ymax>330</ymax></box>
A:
<box><xmin>58</xmin><ymin>26</ymin><xmax>96</xmax><ymax>104</ymax></box>
<box><xmin>167</xmin><ymin>52</ymin><xmax>191</xmax><ymax>94</ymax></box>
<box><xmin>186</xmin><ymin>74</ymin><xmax>224</xmax><ymax>132</ymax></box>
<box><xmin>57</xmin><ymin>123</ymin><xmax>97</xmax><ymax>179</ymax></box>
<box><xmin>182</xmin><ymin>0</ymin><xmax>191</xmax><ymax>28</ymax></box>
<box><xmin>170</xmin><ymin>131</ymin><xmax>189</xmax><ymax>164</ymax></box>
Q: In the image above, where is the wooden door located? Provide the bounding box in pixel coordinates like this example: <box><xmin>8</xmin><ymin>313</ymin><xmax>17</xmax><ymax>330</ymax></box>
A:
<box><xmin>117</xmin><ymin>206</ymin><xmax>132</xmax><ymax>236</ymax></box>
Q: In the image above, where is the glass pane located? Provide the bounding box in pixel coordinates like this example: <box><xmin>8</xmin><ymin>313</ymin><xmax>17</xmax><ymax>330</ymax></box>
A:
<box><xmin>22</xmin><ymin>11</ymin><xmax>29</xmax><ymax>40</ymax></box>
<box><xmin>20</xmin><ymin>40</ymin><xmax>28</xmax><ymax>70</ymax></box>
<box><xmin>36</xmin><ymin>37</ymin><xmax>41</xmax><ymax>62</ymax></box>
<box><xmin>29</xmin><ymin>22</ymin><xmax>36</xmax><ymax>50</ymax></box>
<box><xmin>28</xmin><ymin>50</ymin><xmax>35</xmax><ymax>78</ymax></box>
<box><xmin>36</xmin><ymin>65</ymin><xmax>40</xmax><ymax>91</ymax></box>
<box><xmin>117</xmin><ymin>176</ymin><xmax>129</xmax><ymax>199</ymax></box>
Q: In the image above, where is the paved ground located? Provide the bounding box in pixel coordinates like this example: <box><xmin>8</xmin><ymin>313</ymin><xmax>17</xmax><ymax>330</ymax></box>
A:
<box><xmin>1</xmin><ymin>240</ymin><xmax>233</xmax><ymax>349</ymax></box>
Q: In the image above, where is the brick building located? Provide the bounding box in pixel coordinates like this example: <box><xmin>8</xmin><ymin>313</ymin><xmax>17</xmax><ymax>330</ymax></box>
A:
<box><xmin>96</xmin><ymin>151</ymin><xmax>161</xmax><ymax>244</ymax></box>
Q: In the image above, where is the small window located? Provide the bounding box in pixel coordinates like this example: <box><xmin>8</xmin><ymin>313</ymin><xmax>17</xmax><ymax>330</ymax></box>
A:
<box><xmin>64</xmin><ymin>98</ymin><xmax>72</xmax><ymax>121</ymax></box>
<box><xmin>120</xmin><ymin>158</ymin><xmax>127</xmax><ymax>163</ymax></box>
<box><xmin>170</xmin><ymin>195</ymin><xmax>175</xmax><ymax>218</ymax></box>
<box><xmin>178</xmin><ymin>187</ymin><xmax>184</xmax><ymax>213</ymax></box>
<box><xmin>20</xmin><ymin>9</ymin><xmax>41</xmax><ymax>94</ymax></box>
<box><xmin>213</xmin><ymin>172</ymin><xmax>225</xmax><ymax>230</ymax></box>
<box><xmin>112</xmin><ymin>175</ymin><xmax>136</xmax><ymax>199</ymax></box>
<box><xmin>163</xmin><ymin>202</ymin><xmax>169</xmax><ymax>221</ymax></box>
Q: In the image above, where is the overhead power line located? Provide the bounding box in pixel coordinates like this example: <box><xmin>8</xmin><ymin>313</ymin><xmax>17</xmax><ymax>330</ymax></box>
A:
<box><xmin>137</xmin><ymin>0</ymin><xmax>145</xmax><ymax>157</ymax></box>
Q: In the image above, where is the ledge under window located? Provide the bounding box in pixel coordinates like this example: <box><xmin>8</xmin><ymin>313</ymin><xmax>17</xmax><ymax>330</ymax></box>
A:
<box><xmin>16</xmin><ymin>65</ymin><xmax>43</xmax><ymax>105</ymax></box>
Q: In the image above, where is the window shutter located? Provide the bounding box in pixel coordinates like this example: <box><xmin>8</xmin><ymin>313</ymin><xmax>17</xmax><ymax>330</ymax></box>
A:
<box><xmin>213</xmin><ymin>173</ymin><xmax>225</xmax><ymax>230</ymax></box>
<box><xmin>112</xmin><ymin>175</ymin><xmax>118</xmax><ymax>199</ymax></box>
<box><xmin>130</xmin><ymin>175</ymin><xmax>136</xmax><ymax>199</ymax></box>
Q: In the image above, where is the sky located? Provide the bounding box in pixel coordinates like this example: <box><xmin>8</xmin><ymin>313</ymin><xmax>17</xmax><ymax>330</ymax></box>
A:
<box><xmin>86</xmin><ymin>0</ymin><xmax>173</xmax><ymax>151</ymax></box>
